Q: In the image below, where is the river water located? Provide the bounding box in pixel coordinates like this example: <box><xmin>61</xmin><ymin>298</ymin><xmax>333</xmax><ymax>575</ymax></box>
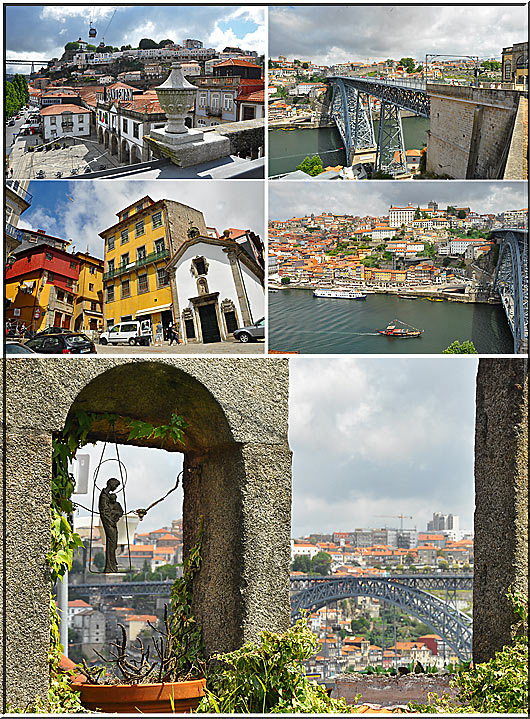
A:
<box><xmin>268</xmin><ymin>116</ymin><xmax>430</xmax><ymax>176</ymax></box>
<box><xmin>268</xmin><ymin>289</ymin><xmax>513</xmax><ymax>354</ymax></box>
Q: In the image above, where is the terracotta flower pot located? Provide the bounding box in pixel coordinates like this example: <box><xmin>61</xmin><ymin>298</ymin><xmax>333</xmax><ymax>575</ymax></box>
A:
<box><xmin>75</xmin><ymin>677</ymin><xmax>206</xmax><ymax>713</ymax></box>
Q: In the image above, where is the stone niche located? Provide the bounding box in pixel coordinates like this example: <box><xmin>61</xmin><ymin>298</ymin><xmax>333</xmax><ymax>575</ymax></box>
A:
<box><xmin>1</xmin><ymin>358</ymin><xmax>292</xmax><ymax>708</ymax></box>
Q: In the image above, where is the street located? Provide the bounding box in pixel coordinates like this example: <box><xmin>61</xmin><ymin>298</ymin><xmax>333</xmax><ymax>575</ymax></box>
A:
<box><xmin>95</xmin><ymin>340</ymin><xmax>265</xmax><ymax>355</ymax></box>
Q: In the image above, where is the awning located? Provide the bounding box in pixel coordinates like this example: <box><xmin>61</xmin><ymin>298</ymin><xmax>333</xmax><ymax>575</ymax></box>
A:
<box><xmin>135</xmin><ymin>303</ymin><xmax>172</xmax><ymax>317</ymax></box>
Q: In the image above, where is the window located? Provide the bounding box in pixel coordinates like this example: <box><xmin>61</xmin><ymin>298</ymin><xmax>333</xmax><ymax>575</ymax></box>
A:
<box><xmin>121</xmin><ymin>278</ymin><xmax>131</xmax><ymax>298</ymax></box>
<box><xmin>107</xmin><ymin>235</ymin><xmax>115</xmax><ymax>251</ymax></box>
<box><xmin>137</xmin><ymin>273</ymin><xmax>149</xmax><ymax>293</ymax></box>
<box><xmin>120</xmin><ymin>228</ymin><xmax>129</xmax><ymax>244</ymax></box>
<box><xmin>197</xmin><ymin>119</ymin><xmax>206</xmax><ymax>127</ymax></box>
<box><xmin>45</xmin><ymin>252</ymin><xmax>53</xmax><ymax>261</ymax></box>
<box><xmin>185</xmin><ymin>318</ymin><xmax>195</xmax><ymax>339</ymax></box>
<box><xmin>107</xmin><ymin>259</ymin><xmax>115</xmax><ymax>273</ymax></box>
<box><xmin>504</xmin><ymin>59</ymin><xmax>512</xmax><ymax>80</ymax></box>
<box><xmin>211</xmin><ymin>93</ymin><xmax>220</xmax><ymax>109</ymax></box>
<box><xmin>106</xmin><ymin>318</ymin><xmax>114</xmax><ymax>330</ymax></box>
<box><xmin>89</xmin><ymin>265</ymin><xmax>96</xmax><ymax>274</ymax></box>
<box><xmin>199</xmin><ymin>93</ymin><xmax>207</xmax><ymax>108</ymax></box>
<box><xmin>137</xmin><ymin>246</ymin><xmax>146</xmax><ymax>261</ymax></box>
<box><xmin>194</xmin><ymin>257</ymin><xmax>206</xmax><ymax>275</ymax></box>
<box><xmin>122</xmin><ymin>210</ymin><xmax>129</xmax><ymax>219</ymax></box>
<box><xmin>133</xmin><ymin>123</ymin><xmax>140</xmax><ymax>139</ymax></box>
<box><xmin>120</xmin><ymin>252</ymin><xmax>129</xmax><ymax>267</ymax></box>
<box><xmin>223</xmin><ymin>94</ymin><xmax>233</xmax><ymax>111</ymax></box>
<box><xmin>70</xmin><ymin>261</ymin><xmax>77</xmax><ymax>269</ymax></box>
<box><xmin>135</xmin><ymin>220</ymin><xmax>145</xmax><ymax>237</ymax></box>
<box><xmin>152</xmin><ymin>211</ymin><xmax>163</xmax><ymax>229</ymax></box>
<box><xmin>50</xmin><ymin>117</ymin><xmax>56</xmax><ymax>125</ymax></box>
<box><xmin>90</xmin><ymin>301</ymin><xmax>97</xmax><ymax>311</ymax></box>
<box><xmin>156</xmin><ymin>266</ymin><xmax>170</xmax><ymax>287</ymax></box>
<box><xmin>57</xmin><ymin>290</ymin><xmax>65</xmax><ymax>302</ymax></box>
<box><xmin>154</xmin><ymin>238</ymin><xmax>165</xmax><ymax>254</ymax></box>
<box><xmin>106</xmin><ymin>285</ymin><xmax>115</xmax><ymax>302</ymax></box>
<box><xmin>123</xmin><ymin>118</ymin><xmax>128</xmax><ymax>132</ymax></box>
<box><xmin>225</xmin><ymin>310</ymin><xmax>238</xmax><ymax>333</ymax></box>
<box><xmin>66</xmin><ymin>278</ymin><xmax>73</xmax><ymax>288</ymax></box>
<box><xmin>135</xmin><ymin>203</ymin><xmax>144</xmax><ymax>213</ymax></box>
<box><xmin>78</xmin><ymin>115</ymin><xmax>84</xmax><ymax>124</ymax></box>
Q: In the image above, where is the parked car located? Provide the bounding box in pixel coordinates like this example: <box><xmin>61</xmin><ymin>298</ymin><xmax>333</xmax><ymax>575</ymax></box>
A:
<box><xmin>5</xmin><ymin>341</ymin><xmax>37</xmax><ymax>355</ymax></box>
<box><xmin>233</xmin><ymin>317</ymin><xmax>265</xmax><ymax>343</ymax></box>
<box><xmin>8</xmin><ymin>119</ymin><xmax>15</xmax><ymax>126</ymax></box>
<box><xmin>99</xmin><ymin>320</ymin><xmax>152</xmax><ymax>346</ymax></box>
<box><xmin>33</xmin><ymin>326</ymin><xmax>78</xmax><ymax>337</ymax></box>
<box><xmin>25</xmin><ymin>332</ymin><xmax>96</xmax><ymax>355</ymax></box>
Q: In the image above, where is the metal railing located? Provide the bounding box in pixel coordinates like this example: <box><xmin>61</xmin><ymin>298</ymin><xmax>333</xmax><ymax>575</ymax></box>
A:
<box><xmin>6</xmin><ymin>181</ymin><xmax>32</xmax><ymax>204</ymax></box>
<box><xmin>5</xmin><ymin>223</ymin><xmax>25</xmax><ymax>242</ymax></box>
<box><xmin>103</xmin><ymin>248</ymin><xmax>169</xmax><ymax>281</ymax></box>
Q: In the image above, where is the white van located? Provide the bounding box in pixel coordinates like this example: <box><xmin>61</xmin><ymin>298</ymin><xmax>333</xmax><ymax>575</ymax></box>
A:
<box><xmin>99</xmin><ymin>320</ymin><xmax>152</xmax><ymax>346</ymax></box>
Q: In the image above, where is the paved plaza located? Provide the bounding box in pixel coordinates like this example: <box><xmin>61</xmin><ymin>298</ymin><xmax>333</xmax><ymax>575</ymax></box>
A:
<box><xmin>95</xmin><ymin>340</ymin><xmax>265</xmax><ymax>356</ymax></box>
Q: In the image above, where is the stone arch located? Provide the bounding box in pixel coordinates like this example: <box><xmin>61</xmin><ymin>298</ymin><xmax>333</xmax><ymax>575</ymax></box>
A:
<box><xmin>196</xmin><ymin>277</ymin><xmax>209</xmax><ymax>295</ymax></box>
<box><xmin>110</xmin><ymin>134</ymin><xmax>118</xmax><ymax>156</ymax></box>
<box><xmin>130</xmin><ymin>144</ymin><xmax>141</xmax><ymax>164</ymax></box>
<box><xmin>4</xmin><ymin>358</ymin><xmax>291</xmax><ymax>707</ymax></box>
<box><xmin>120</xmin><ymin>138</ymin><xmax>130</xmax><ymax>165</ymax></box>
<box><xmin>97</xmin><ymin>126</ymin><xmax>103</xmax><ymax>145</ymax></box>
<box><xmin>103</xmin><ymin>129</ymin><xmax>110</xmax><ymax>149</ymax></box>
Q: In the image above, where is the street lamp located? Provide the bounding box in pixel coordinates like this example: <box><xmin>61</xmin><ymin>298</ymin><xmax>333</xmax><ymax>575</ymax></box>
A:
<box><xmin>6</xmin><ymin>253</ymin><xmax>17</xmax><ymax>267</ymax></box>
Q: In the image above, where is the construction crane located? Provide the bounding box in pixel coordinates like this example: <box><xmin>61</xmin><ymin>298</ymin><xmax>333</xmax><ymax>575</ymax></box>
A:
<box><xmin>374</xmin><ymin>514</ymin><xmax>413</xmax><ymax>530</ymax></box>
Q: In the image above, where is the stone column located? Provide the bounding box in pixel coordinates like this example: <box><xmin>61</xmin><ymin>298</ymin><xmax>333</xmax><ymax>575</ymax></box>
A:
<box><xmin>473</xmin><ymin>358</ymin><xmax>528</xmax><ymax>663</ymax></box>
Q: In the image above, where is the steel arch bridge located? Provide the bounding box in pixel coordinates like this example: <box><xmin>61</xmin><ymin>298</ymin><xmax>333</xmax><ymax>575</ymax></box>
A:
<box><xmin>328</xmin><ymin>76</ymin><xmax>430</xmax><ymax>176</ymax></box>
<box><xmin>291</xmin><ymin>575</ymin><xmax>472</xmax><ymax>660</ymax></box>
<box><xmin>492</xmin><ymin>228</ymin><xmax>528</xmax><ymax>354</ymax></box>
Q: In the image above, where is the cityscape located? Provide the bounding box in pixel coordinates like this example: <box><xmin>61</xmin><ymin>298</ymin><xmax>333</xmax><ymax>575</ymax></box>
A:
<box><xmin>6</xmin><ymin>6</ymin><xmax>266</xmax><ymax>179</ymax></box>
<box><xmin>268</xmin><ymin>6</ymin><xmax>528</xmax><ymax>179</ymax></box>
<box><xmin>2</xmin><ymin>4</ymin><xmax>528</xmax><ymax>717</ymax></box>
<box><xmin>268</xmin><ymin>182</ymin><xmax>527</xmax><ymax>354</ymax></box>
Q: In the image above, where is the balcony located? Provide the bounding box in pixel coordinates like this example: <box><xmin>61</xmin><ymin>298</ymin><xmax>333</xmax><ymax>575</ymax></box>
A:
<box><xmin>5</xmin><ymin>223</ymin><xmax>25</xmax><ymax>242</ymax></box>
<box><xmin>6</xmin><ymin>181</ymin><xmax>32</xmax><ymax>205</ymax></box>
<box><xmin>103</xmin><ymin>248</ymin><xmax>170</xmax><ymax>281</ymax></box>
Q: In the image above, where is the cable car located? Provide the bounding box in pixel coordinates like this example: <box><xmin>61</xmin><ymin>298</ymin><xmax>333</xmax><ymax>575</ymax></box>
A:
<box><xmin>89</xmin><ymin>23</ymin><xmax>97</xmax><ymax>39</ymax></box>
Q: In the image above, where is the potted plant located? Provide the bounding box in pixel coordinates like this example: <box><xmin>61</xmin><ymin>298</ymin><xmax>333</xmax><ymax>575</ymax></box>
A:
<box><xmin>73</xmin><ymin>524</ymin><xmax>206</xmax><ymax>713</ymax></box>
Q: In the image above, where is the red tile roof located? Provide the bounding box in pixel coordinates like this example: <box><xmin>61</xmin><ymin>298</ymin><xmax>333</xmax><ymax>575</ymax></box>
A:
<box><xmin>40</xmin><ymin>104</ymin><xmax>89</xmax><ymax>116</ymax></box>
<box><xmin>215</xmin><ymin>58</ymin><xmax>262</xmax><ymax>69</ymax></box>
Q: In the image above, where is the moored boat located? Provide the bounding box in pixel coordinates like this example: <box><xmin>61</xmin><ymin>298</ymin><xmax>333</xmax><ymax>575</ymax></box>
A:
<box><xmin>398</xmin><ymin>294</ymin><xmax>417</xmax><ymax>299</ymax></box>
<box><xmin>377</xmin><ymin>319</ymin><xmax>423</xmax><ymax>338</ymax></box>
<box><xmin>313</xmin><ymin>288</ymin><xmax>367</xmax><ymax>300</ymax></box>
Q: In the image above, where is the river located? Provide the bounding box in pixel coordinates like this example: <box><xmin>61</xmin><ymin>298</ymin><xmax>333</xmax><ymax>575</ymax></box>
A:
<box><xmin>268</xmin><ymin>289</ymin><xmax>513</xmax><ymax>354</ymax></box>
<box><xmin>268</xmin><ymin>116</ymin><xmax>430</xmax><ymax>176</ymax></box>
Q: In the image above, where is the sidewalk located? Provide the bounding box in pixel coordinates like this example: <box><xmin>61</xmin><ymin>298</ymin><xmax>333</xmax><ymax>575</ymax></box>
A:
<box><xmin>96</xmin><ymin>340</ymin><xmax>265</xmax><ymax>355</ymax></box>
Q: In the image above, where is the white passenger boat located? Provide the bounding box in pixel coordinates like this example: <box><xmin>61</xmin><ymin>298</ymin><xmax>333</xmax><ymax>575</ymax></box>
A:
<box><xmin>313</xmin><ymin>288</ymin><xmax>367</xmax><ymax>300</ymax></box>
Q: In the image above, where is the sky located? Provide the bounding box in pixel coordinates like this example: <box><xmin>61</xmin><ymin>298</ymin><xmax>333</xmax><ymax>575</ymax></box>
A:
<box><xmin>5</xmin><ymin>5</ymin><xmax>265</xmax><ymax>71</ymax></box>
<box><xmin>20</xmin><ymin>180</ymin><xmax>265</xmax><ymax>258</ymax></box>
<box><xmin>269</xmin><ymin>181</ymin><xmax>527</xmax><ymax>220</ymax></box>
<box><xmin>72</xmin><ymin>357</ymin><xmax>478</xmax><ymax>537</ymax></box>
<box><xmin>269</xmin><ymin>5</ymin><xmax>528</xmax><ymax>65</ymax></box>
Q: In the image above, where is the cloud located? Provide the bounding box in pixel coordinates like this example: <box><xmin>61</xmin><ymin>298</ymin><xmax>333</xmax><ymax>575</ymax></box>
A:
<box><xmin>21</xmin><ymin>180</ymin><xmax>264</xmax><ymax>258</ymax></box>
<box><xmin>269</xmin><ymin>181</ymin><xmax>527</xmax><ymax>220</ymax></box>
<box><xmin>269</xmin><ymin>6</ymin><xmax>528</xmax><ymax>64</ymax></box>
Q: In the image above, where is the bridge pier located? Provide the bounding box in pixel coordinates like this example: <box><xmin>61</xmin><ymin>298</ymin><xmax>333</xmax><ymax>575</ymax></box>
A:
<box><xmin>473</xmin><ymin>359</ymin><xmax>528</xmax><ymax>663</ymax></box>
<box><xmin>376</xmin><ymin>102</ymin><xmax>407</xmax><ymax>176</ymax></box>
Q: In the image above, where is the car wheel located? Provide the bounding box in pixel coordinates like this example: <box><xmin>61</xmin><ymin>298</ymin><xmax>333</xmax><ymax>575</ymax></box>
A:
<box><xmin>128</xmin><ymin>338</ymin><xmax>136</xmax><ymax>346</ymax></box>
<box><xmin>100</xmin><ymin>337</ymin><xmax>108</xmax><ymax>345</ymax></box>
<box><xmin>238</xmin><ymin>332</ymin><xmax>252</xmax><ymax>343</ymax></box>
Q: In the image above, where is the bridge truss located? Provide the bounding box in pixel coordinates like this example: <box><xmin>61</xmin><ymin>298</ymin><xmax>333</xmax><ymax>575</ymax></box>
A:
<box><xmin>328</xmin><ymin>76</ymin><xmax>430</xmax><ymax>176</ymax></box>
<box><xmin>493</xmin><ymin>229</ymin><xmax>528</xmax><ymax>353</ymax></box>
<box><xmin>291</xmin><ymin>575</ymin><xmax>472</xmax><ymax>660</ymax></box>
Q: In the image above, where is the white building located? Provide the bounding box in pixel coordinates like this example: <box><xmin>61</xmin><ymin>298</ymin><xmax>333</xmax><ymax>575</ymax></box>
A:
<box><xmin>449</xmin><ymin>238</ymin><xmax>486</xmax><ymax>254</ymax></box>
<box><xmin>389</xmin><ymin>205</ymin><xmax>416</xmax><ymax>226</ymax></box>
<box><xmin>503</xmin><ymin>208</ymin><xmax>528</xmax><ymax>228</ymax></box>
<box><xmin>71</xmin><ymin>608</ymin><xmax>106</xmax><ymax>645</ymax></box>
<box><xmin>40</xmin><ymin>104</ymin><xmax>91</xmax><ymax>141</ymax></box>
<box><xmin>165</xmin><ymin>225</ymin><xmax>265</xmax><ymax>345</ymax></box>
<box><xmin>372</xmin><ymin>225</ymin><xmax>397</xmax><ymax>241</ymax></box>
<box><xmin>291</xmin><ymin>539</ymin><xmax>320</xmax><ymax>561</ymax></box>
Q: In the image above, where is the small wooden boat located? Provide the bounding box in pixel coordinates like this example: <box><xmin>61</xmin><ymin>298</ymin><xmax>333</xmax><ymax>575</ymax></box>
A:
<box><xmin>377</xmin><ymin>319</ymin><xmax>423</xmax><ymax>338</ymax></box>
<box><xmin>398</xmin><ymin>294</ymin><xmax>417</xmax><ymax>299</ymax></box>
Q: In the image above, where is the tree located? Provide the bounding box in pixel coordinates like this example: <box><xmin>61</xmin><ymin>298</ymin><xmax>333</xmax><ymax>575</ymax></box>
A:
<box><xmin>64</xmin><ymin>41</ymin><xmax>80</xmax><ymax>53</ymax></box>
<box><xmin>158</xmin><ymin>39</ymin><xmax>174</xmax><ymax>47</ymax></box>
<box><xmin>280</xmin><ymin>276</ymin><xmax>290</xmax><ymax>285</ymax></box>
<box><xmin>296</xmin><ymin>154</ymin><xmax>325</xmax><ymax>177</ymax></box>
<box><xmin>93</xmin><ymin>551</ymin><xmax>105</xmax><ymax>570</ymax></box>
<box><xmin>86</xmin><ymin>44</ymin><xmax>97</xmax><ymax>52</ymax></box>
<box><xmin>457</xmin><ymin>209</ymin><xmax>467</xmax><ymax>219</ymax></box>
<box><xmin>447</xmin><ymin>206</ymin><xmax>456</xmax><ymax>216</ymax></box>
<box><xmin>291</xmin><ymin>555</ymin><xmax>312</xmax><ymax>573</ymax></box>
<box><xmin>443</xmin><ymin>340</ymin><xmax>478</xmax><ymax>354</ymax></box>
<box><xmin>385</xmin><ymin>59</ymin><xmax>395</xmax><ymax>67</ymax></box>
<box><xmin>121</xmin><ymin>44</ymin><xmax>132</xmax><ymax>51</ymax></box>
<box><xmin>139</xmin><ymin>38</ymin><xmax>158</xmax><ymax>49</ymax></box>
<box><xmin>301</xmin><ymin>62</ymin><xmax>309</xmax><ymax>69</ymax></box>
<box><xmin>415</xmin><ymin>206</ymin><xmax>421</xmax><ymax>220</ymax></box>
<box><xmin>311</xmin><ymin>551</ymin><xmax>332</xmax><ymax>575</ymax></box>
<box><xmin>399</xmin><ymin>57</ymin><xmax>415</xmax><ymax>73</ymax></box>
<box><xmin>439</xmin><ymin>559</ymin><xmax>450</xmax><ymax>571</ymax></box>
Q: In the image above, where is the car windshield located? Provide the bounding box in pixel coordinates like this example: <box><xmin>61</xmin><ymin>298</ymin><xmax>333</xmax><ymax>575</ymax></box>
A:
<box><xmin>6</xmin><ymin>344</ymin><xmax>35</xmax><ymax>354</ymax></box>
<box><xmin>65</xmin><ymin>334</ymin><xmax>91</xmax><ymax>346</ymax></box>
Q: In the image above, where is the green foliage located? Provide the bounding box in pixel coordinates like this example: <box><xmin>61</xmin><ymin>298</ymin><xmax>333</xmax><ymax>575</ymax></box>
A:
<box><xmin>409</xmin><ymin>591</ymin><xmax>528</xmax><ymax>714</ymax></box>
<box><xmin>64</xmin><ymin>41</ymin><xmax>80</xmax><ymax>53</ymax></box>
<box><xmin>197</xmin><ymin>615</ymin><xmax>352</xmax><ymax>713</ymax></box>
<box><xmin>127</xmin><ymin>412</ymin><xmax>187</xmax><ymax>447</ymax></box>
<box><xmin>399</xmin><ymin>57</ymin><xmax>416</xmax><ymax>73</ymax></box>
<box><xmin>291</xmin><ymin>554</ymin><xmax>312</xmax><ymax>573</ymax></box>
<box><xmin>311</xmin><ymin>551</ymin><xmax>332</xmax><ymax>575</ymax></box>
<box><xmin>442</xmin><ymin>340</ymin><xmax>478</xmax><ymax>354</ymax></box>
<box><xmin>370</xmin><ymin>169</ymin><xmax>393</xmax><ymax>179</ymax></box>
<box><xmin>4</xmin><ymin>74</ymin><xmax>28</xmax><ymax>120</ymax></box>
<box><xmin>296</xmin><ymin>154</ymin><xmax>325</xmax><ymax>177</ymax></box>
<box><xmin>280</xmin><ymin>276</ymin><xmax>291</xmax><ymax>285</ymax></box>
<box><xmin>139</xmin><ymin>37</ymin><xmax>159</xmax><ymax>49</ymax></box>
<box><xmin>481</xmin><ymin>60</ymin><xmax>501</xmax><ymax>71</ymax></box>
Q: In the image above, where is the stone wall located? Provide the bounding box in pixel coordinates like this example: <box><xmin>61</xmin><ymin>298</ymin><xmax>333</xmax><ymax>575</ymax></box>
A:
<box><xmin>1</xmin><ymin>358</ymin><xmax>292</xmax><ymax>708</ymax></box>
<box><xmin>473</xmin><ymin>358</ymin><xmax>528</xmax><ymax>663</ymax></box>
<box><xmin>333</xmin><ymin>673</ymin><xmax>458</xmax><ymax>706</ymax></box>
<box><xmin>209</xmin><ymin>118</ymin><xmax>265</xmax><ymax>159</ymax></box>
<box><xmin>426</xmin><ymin>84</ymin><xmax>525</xmax><ymax>179</ymax></box>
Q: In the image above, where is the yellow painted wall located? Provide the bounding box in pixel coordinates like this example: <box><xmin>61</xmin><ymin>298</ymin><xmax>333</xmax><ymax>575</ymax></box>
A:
<box><xmin>75</xmin><ymin>254</ymin><xmax>104</xmax><ymax>330</ymax></box>
<box><xmin>5</xmin><ymin>273</ymin><xmax>52</xmax><ymax>331</ymax></box>
<box><xmin>101</xmin><ymin>202</ymin><xmax>173</xmax><ymax>327</ymax></box>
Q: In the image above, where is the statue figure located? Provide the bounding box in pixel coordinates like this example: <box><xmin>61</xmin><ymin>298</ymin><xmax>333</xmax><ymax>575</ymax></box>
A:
<box><xmin>99</xmin><ymin>478</ymin><xmax>124</xmax><ymax>573</ymax></box>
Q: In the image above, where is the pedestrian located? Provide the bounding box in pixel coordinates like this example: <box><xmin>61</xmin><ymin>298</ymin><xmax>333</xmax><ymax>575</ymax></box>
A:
<box><xmin>155</xmin><ymin>321</ymin><xmax>163</xmax><ymax>346</ymax></box>
<box><xmin>169</xmin><ymin>324</ymin><xmax>180</xmax><ymax>346</ymax></box>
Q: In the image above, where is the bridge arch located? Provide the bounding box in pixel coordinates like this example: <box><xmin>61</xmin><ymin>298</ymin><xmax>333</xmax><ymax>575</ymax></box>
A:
<box><xmin>493</xmin><ymin>229</ymin><xmax>528</xmax><ymax>353</ymax></box>
<box><xmin>291</xmin><ymin>576</ymin><xmax>472</xmax><ymax>660</ymax></box>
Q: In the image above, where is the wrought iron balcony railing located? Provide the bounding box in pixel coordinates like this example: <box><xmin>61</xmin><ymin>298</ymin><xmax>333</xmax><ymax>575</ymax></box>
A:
<box><xmin>103</xmin><ymin>248</ymin><xmax>170</xmax><ymax>281</ymax></box>
<box><xmin>5</xmin><ymin>223</ymin><xmax>25</xmax><ymax>242</ymax></box>
<box><xmin>6</xmin><ymin>181</ymin><xmax>32</xmax><ymax>205</ymax></box>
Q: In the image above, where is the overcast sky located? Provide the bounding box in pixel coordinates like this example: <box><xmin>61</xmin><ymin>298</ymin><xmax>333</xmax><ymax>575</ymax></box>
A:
<box><xmin>21</xmin><ymin>180</ymin><xmax>265</xmax><ymax>258</ymax></box>
<box><xmin>269</xmin><ymin>5</ymin><xmax>528</xmax><ymax>65</ymax></box>
<box><xmin>269</xmin><ymin>181</ymin><xmax>527</xmax><ymax>220</ymax></box>
<box><xmin>5</xmin><ymin>5</ymin><xmax>265</xmax><ymax>71</ymax></box>
<box><xmin>73</xmin><ymin>357</ymin><xmax>478</xmax><ymax>537</ymax></box>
